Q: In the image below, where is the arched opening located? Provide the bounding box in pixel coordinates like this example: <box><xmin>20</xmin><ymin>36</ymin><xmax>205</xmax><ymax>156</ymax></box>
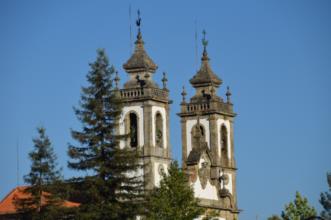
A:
<box><xmin>155</xmin><ymin>112</ymin><xmax>163</xmax><ymax>148</ymax></box>
<box><xmin>220</xmin><ymin>125</ymin><xmax>229</xmax><ymax>164</ymax></box>
<box><xmin>127</xmin><ymin>112</ymin><xmax>138</xmax><ymax>148</ymax></box>
<box><xmin>191</xmin><ymin>124</ymin><xmax>205</xmax><ymax>149</ymax></box>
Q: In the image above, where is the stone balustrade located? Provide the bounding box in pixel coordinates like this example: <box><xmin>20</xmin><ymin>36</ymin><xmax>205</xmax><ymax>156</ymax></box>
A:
<box><xmin>181</xmin><ymin>100</ymin><xmax>233</xmax><ymax>115</ymax></box>
<box><xmin>118</xmin><ymin>87</ymin><xmax>169</xmax><ymax>102</ymax></box>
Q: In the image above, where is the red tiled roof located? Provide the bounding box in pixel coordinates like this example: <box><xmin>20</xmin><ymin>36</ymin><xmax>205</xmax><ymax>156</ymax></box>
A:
<box><xmin>0</xmin><ymin>186</ymin><xmax>79</xmax><ymax>215</ymax></box>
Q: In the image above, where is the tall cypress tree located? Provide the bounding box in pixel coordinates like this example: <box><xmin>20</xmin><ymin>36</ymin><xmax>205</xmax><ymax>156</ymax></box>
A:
<box><xmin>15</xmin><ymin>127</ymin><xmax>63</xmax><ymax>220</ymax></box>
<box><xmin>68</xmin><ymin>49</ymin><xmax>144</xmax><ymax>219</ymax></box>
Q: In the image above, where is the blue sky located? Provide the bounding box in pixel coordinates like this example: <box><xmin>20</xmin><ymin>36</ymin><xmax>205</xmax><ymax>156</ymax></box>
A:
<box><xmin>0</xmin><ymin>1</ymin><xmax>330</xmax><ymax>219</ymax></box>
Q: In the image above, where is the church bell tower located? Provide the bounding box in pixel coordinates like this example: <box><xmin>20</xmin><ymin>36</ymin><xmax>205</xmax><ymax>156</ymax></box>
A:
<box><xmin>116</xmin><ymin>11</ymin><xmax>171</xmax><ymax>190</ymax></box>
<box><xmin>178</xmin><ymin>31</ymin><xmax>239</xmax><ymax>220</ymax></box>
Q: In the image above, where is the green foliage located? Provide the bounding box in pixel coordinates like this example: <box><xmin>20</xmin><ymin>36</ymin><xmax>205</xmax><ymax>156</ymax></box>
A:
<box><xmin>320</xmin><ymin>172</ymin><xmax>331</xmax><ymax>220</ymax></box>
<box><xmin>146</xmin><ymin>161</ymin><xmax>204</xmax><ymax>220</ymax></box>
<box><xmin>267</xmin><ymin>215</ymin><xmax>282</xmax><ymax>220</ymax></box>
<box><xmin>202</xmin><ymin>209</ymin><xmax>220</xmax><ymax>220</ymax></box>
<box><xmin>281</xmin><ymin>191</ymin><xmax>317</xmax><ymax>220</ymax></box>
<box><xmin>67</xmin><ymin>49</ymin><xmax>144</xmax><ymax>219</ymax></box>
<box><xmin>268</xmin><ymin>192</ymin><xmax>317</xmax><ymax>220</ymax></box>
<box><xmin>14</xmin><ymin>127</ymin><xmax>64</xmax><ymax>220</ymax></box>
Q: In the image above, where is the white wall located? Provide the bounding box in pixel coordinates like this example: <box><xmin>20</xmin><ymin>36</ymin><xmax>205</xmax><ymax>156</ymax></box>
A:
<box><xmin>186</xmin><ymin>118</ymin><xmax>210</xmax><ymax>157</ymax></box>
<box><xmin>151</xmin><ymin>106</ymin><xmax>167</xmax><ymax>148</ymax></box>
<box><xmin>192</xmin><ymin>157</ymin><xmax>218</xmax><ymax>200</ymax></box>
<box><xmin>216</xmin><ymin>119</ymin><xmax>231</xmax><ymax>159</ymax></box>
<box><xmin>119</xmin><ymin>106</ymin><xmax>144</xmax><ymax>148</ymax></box>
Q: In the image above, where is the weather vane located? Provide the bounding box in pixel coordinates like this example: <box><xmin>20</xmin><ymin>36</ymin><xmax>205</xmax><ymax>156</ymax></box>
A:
<box><xmin>136</xmin><ymin>10</ymin><xmax>141</xmax><ymax>29</ymax></box>
<box><xmin>202</xmin><ymin>29</ymin><xmax>208</xmax><ymax>48</ymax></box>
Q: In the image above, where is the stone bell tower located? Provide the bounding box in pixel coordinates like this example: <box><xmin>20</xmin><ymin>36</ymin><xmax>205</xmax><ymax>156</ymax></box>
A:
<box><xmin>116</xmin><ymin>11</ymin><xmax>171</xmax><ymax>189</ymax></box>
<box><xmin>178</xmin><ymin>31</ymin><xmax>239</xmax><ymax>220</ymax></box>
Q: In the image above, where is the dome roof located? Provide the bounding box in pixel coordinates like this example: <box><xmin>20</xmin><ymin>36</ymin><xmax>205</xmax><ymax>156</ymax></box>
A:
<box><xmin>189</xmin><ymin>50</ymin><xmax>222</xmax><ymax>88</ymax></box>
<box><xmin>123</xmin><ymin>32</ymin><xmax>158</xmax><ymax>73</ymax></box>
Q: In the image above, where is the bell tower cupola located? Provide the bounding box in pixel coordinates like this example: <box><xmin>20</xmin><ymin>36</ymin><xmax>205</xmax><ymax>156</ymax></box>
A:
<box><xmin>178</xmin><ymin>30</ymin><xmax>239</xmax><ymax>220</ymax></box>
<box><xmin>117</xmin><ymin>10</ymin><xmax>171</xmax><ymax>190</ymax></box>
<box><xmin>189</xmin><ymin>30</ymin><xmax>223</xmax><ymax>103</ymax></box>
<box><xmin>123</xmin><ymin>10</ymin><xmax>159</xmax><ymax>89</ymax></box>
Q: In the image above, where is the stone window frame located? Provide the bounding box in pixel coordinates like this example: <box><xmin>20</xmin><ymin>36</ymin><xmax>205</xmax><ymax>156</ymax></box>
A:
<box><xmin>220</xmin><ymin>124</ymin><xmax>229</xmax><ymax>164</ymax></box>
<box><xmin>190</xmin><ymin>123</ymin><xmax>206</xmax><ymax>149</ymax></box>
<box><xmin>154</xmin><ymin>111</ymin><xmax>164</xmax><ymax>148</ymax></box>
<box><xmin>124</xmin><ymin>110</ymin><xmax>140</xmax><ymax>148</ymax></box>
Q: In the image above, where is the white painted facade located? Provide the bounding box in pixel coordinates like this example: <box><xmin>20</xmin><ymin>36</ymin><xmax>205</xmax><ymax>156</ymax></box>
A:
<box><xmin>186</xmin><ymin>118</ymin><xmax>210</xmax><ymax>157</ymax></box>
<box><xmin>151</xmin><ymin>106</ymin><xmax>167</xmax><ymax>148</ymax></box>
<box><xmin>119</xmin><ymin>105</ymin><xmax>144</xmax><ymax>148</ymax></box>
<box><xmin>216</xmin><ymin>119</ymin><xmax>231</xmax><ymax>159</ymax></box>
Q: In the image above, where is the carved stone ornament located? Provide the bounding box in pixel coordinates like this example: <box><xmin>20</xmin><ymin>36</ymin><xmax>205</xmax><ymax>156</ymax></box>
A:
<box><xmin>188</xmin><ymin>166</ymin><xmax>198</xmax><ymax>183</ymax></box>
<box><xmin>158</xmin><ymin>164</ymin><xmax>165</xmax><ymax>175</ymax></box>
<box><xmin>219</xmin><ymin>188</ymin><xmax>230</xmax><ymax>198</ymax></box>
<box><xmin>156</xmin><ymin>129</ymin><xmax>163</xmax><ymax>145</ymax></box>
<box><xmin>222</xmin><ymin>174</ymin><xmax>229</xmax><ymax>185</ymax></box>
<box><xmin>222</xmin><ymin>196</ymin><xmax>233</xmax><ymax>209</ymax></box>
<box><xmin>198</xmin><ymin>157</ymin><xmax>210</xmax><ymax>189</ymax></box>
<box><xmin>219</xmin><ymin>187</ymin><xmax>233</xmax><ymax>209</ymax></box>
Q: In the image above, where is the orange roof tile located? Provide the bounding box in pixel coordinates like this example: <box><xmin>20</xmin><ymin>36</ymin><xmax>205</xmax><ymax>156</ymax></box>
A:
<box><xmin>0</xmin><ymin>186</ymin><xmax>79</xmax><ymax>215</ymax></box>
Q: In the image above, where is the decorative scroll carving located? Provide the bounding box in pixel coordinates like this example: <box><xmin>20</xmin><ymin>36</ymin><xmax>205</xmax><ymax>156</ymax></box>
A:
<box><xmin>218</xmin><ymin>171</ymin><xmax>233</xmax><ymax>209</ymax></box>
<box><xmin>198</xmin><ymin>159</ymin><xmax>210</xmax><ymax>189</ymax></box>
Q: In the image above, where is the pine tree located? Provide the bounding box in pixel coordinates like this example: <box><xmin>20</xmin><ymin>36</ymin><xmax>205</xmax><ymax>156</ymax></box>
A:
<box><xmin>15</xmin><ymin>127</ymin><xmax>63</xmax><ymax>220</ymax></box>
<box><xmin>320</xmin><ymin>172</ymin><xmax>331</xmax><ymax>220</ymax></box>
<box><xmin>281</xmin><ymin>191</ymin><xmax>316</xmax><ymax>220</ymax></box>
<box><xmin>146</xmin><ymin>161</ymin><xmax>204</xmax><ymax>220</ymax></box>
<box><xmin>68</xmin><ymin>49</ymin><xmax>144</xmax><ymax>219</ymax></box>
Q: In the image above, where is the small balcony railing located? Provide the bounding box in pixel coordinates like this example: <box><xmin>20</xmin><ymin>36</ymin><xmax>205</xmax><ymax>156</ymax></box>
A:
<box><xmin>119</xmin><ymin>87</ymin><xmax>169</xmax><ymax>102</ymax></box>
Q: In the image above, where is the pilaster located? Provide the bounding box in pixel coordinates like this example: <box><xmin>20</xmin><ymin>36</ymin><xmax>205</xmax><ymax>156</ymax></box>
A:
<box><xmin>181</xmin><ymin>117</ymin><xmax>187</xmax><ymax>169</ymax></box>
<box><xmin>143</xmin><ymin>102</ymin><xmax>152</xmax><ymax>155</ymax></box>
<box><xmin>209</xmin><ymin>114</ymin><xmax>219</xmax><ymax>166</ymax></box>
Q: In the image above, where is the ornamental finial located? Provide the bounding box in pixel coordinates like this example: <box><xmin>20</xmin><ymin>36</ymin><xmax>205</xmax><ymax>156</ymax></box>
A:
<box><xmin>136</xmin><ymin>10</ymin><xmax>142</xmax><ymax>40</ymax></box>
<box><xmin>114</xmin><ymin>71</ymin><xmax>120</xmax><ymax>89</ymax></box>
<box><xmin>181</xmin><ymin>86</ymin><xmax>187</xmax><ymax>103</ymax></box>
<box><xmin>226</xmin><ymin>86</ymin><xmax>232</xmax><ymax>104</ymax></box>
<box><xmin>162</xmin><ymin>72</ymin><xmax>168</xmax><ymax>90</ymax></box>
<box><xmin>136</xmin><ymin>10</ymin><xmax>141</xmax><ymax>29</ymax></box>
<box><xmin>202</xmin><ymin>29</ymin><xmax>209</xmax><ymax>59</ymax></box>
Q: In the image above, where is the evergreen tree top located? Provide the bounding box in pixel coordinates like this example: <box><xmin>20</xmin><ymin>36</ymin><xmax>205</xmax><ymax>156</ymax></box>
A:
<box><xmin>146</xmin><ymin>161</ymin><xmax>204</xmax><ymax>220</ymax></box>
<box><xmin>281</xmin><ymin>191</ymin><xmax>317</xmax><ymax>220</ymax></box>
<box><xmin>25</xmin><ymin>127</ymin><xmax>61</xmax><ymax>186</ymax></box>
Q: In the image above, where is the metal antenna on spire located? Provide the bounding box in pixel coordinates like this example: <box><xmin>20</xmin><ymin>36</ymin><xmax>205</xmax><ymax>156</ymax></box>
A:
<box><xmin>194</xmin><ymin>20</ymin><xmax>198</xmax><ymax>71</ymax></box>
<box><xmin>16</xmin><ymin>138</ymin><xmax>19</xmax><ymax>186</ymax></box>
<box><xmin>129</xmin><ymin>4</ymin><xmax>133</xmax><ymax>53</ymax></box>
